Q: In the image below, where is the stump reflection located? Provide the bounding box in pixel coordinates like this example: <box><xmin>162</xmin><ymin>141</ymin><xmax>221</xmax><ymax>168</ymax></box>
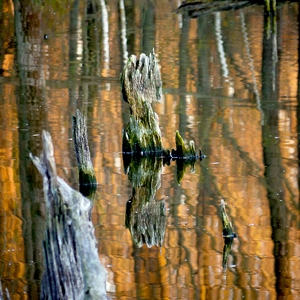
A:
<box><xmin>124</xmin><ymin>155</ymin><xmax>167</xmax><ymax>248</ymax></box>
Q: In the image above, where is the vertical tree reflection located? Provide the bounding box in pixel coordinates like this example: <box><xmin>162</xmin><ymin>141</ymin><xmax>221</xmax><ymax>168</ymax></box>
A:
<box><xmin>178</xmin><ymin>14</ymin><xmax>190</xmax><ymax>135</ymax></box>
<box><xmin>261</xmin><ymin>8</ymin><xmax>289</xmax><ymax>299</ymax></box>
<box><xmin>298</xmin><ymin>5</ymin><xmax>300</xmax><ymax>195</ymax></box>
<box><xmin>141</xmin><ymin>1</ymin><xmax>155</xmax><ymax>55</ymax></box>
<box><xmin>14</xmin><ymin>0</ymin><xmax>46</xmax><ymax>298</ymax></box>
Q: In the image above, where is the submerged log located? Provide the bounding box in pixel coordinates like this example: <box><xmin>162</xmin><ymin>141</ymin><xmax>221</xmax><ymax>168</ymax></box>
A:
<box><xmin>72</xmin><ymin>109</ymin><xmax>97</xmax><ymax>188</ymax></box>
<box><xmin>30</xmin><ymin>131</ymin><xmax>108</xmax><ymax>300</ymax></box>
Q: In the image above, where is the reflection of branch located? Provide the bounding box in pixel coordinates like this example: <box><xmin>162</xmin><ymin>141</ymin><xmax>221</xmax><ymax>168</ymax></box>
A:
<box><xmin>215</xmin><ymin>12</ymin><xmax>234</xmax><ymax>94</ymax></box>
<box><xmin>240</xmin><ymin>11</ymin><xmax>263</xmax><ymax>121</ymax></box>
<box><xmin>177</xmin><ymin>1</ymin><xmax>296</xmax><ymax>17</ymax></box>
<box><xmin>99</xmin><ymin>0</ymin><xmax>110</xmax><ymax>69</ymax></box>
<box><xmin>215</xmin><ymin>12</ymin><xmax>229</xmax><ymax>79</ymax></box>
<box><xmin>177</xmin><ymin>1</ymin><xmax>251</xmax><ymax>18</ymax></box>
<box><xmin>119</xmin><ymin>0</ymin><xmax>128</xmax><ymax>64</ymax></box>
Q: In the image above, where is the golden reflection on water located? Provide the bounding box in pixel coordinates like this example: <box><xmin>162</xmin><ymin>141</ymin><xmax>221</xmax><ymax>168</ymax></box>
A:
<box><xmin>0</xmin><ymin>0</ymin><xmax>300</xmax><ymax>299</ymax></box>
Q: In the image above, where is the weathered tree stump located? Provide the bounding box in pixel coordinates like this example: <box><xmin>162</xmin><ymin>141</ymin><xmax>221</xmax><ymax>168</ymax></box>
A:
<box><xmin>172</xmin><ymin>130</ymin><xmax>196</xmax><ymax>158</ymax></box>
<box><xmin>30</xmin><ymin>131</ymin><xmax>108</xmax><ymax>300</ymax></box>
<box><xmin>72</xmin><ymin>109</ymin><xmax>97</xmax><ymax>187</ymax></box>
<box><xmin>121</xmin><ymin>50</ymin><xmax>164</xmax><ymax>154</ymax></box>
<box><xmin>220</xmin><ymin>199</ymin><xmax>236</xmax><ymax>238</ymax></box>
<box><xmin>121</xmin><ymin>51</ymin><xmax>203</xmax><ymax>162</ymax></box>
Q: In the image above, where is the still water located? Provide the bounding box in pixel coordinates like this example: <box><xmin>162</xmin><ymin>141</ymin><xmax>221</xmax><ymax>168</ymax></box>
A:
<box><xmin>0</xmin><ymin>0</ymin><xmax>299</xmax><ymax>299</ymax></box>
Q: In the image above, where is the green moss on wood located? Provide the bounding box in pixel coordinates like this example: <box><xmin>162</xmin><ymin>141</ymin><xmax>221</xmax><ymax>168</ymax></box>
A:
<box><xmin>121</xmin><ymin>51</ymin><xmax>164</xmax><ymax>154</ymax></box>
<box><xmin>79</xmin><ymin>168</ymin><xmax>97</xmax><ymax>186</ymax></box>
<box><xmin>173</xmin><ymin>130</ymin><xmax>196</xmax><ymax>158</ymax></box>
<box><xmin>220</xmin><ymin>200</ymin><xmax>236</xmax><ymax>238</ymax></box>
<box><xmin>72</xmin><ymin>109</ymin><xmax>97</xmax><ymax>188</ymax></box>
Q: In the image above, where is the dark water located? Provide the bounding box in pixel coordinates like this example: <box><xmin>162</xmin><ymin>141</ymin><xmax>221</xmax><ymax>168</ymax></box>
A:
<box><xmin>0</xmin><ymin>0</ymin><xmax>299</xmax><ymax>299</ymax></box>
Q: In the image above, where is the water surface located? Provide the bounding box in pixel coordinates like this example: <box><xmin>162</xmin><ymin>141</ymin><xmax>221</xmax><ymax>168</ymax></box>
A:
<box><xmin>0</xmin><ymin>1</ymin><xmax>299</xmax><ymax>299</ymax></box>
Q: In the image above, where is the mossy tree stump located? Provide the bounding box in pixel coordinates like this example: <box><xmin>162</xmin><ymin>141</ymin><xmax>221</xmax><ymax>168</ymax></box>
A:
<box><xmin>121</xmin><ymin>50</ymin><xmax>164</xmax><ymax>154</ymax></box>
<box><xmin>72</xmin><ymin>109</ymin><xmax>97</xmax><ymax>187</ymax></box>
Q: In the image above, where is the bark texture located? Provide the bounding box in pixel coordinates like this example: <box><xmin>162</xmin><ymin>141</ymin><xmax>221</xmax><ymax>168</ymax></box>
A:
<box><xmin>30</xmin><ymin>131</ymin><xmax>108</xmax><ymax>300</ymax></box>
<box><xmin>121</xmin><ymin>50</ymin><xmax>164</xmax><ymax>154</ymax></box>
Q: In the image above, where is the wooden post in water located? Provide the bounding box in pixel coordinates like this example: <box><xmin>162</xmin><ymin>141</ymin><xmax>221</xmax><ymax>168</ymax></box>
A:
<box><xmin>30</xmin><ymin>131</ymin><xmax>108</xmax><ymax>300</ymax></box>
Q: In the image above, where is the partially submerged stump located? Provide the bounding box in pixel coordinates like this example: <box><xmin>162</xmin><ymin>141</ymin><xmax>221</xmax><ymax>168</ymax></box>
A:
<box><xmin>121</xmin><ymin>51</ymin><xmax>203</xmax><ymax>162</ymax></box>
<box><xmin>220</xmin><ymin>199</ymin><xmax>236</xmax><ymax>238</ymax></box>
<box><xmin>72</xmin><ymin>109</ymin><xmax>97</xmax><ymax>187</ymax></box>
<box><xmin>121</xmin><ymin>50</ymin><xmax>164</xmax><ymax>154</ymax></box>
<box><xmin>172</xmin><ymin>130</ymin><xmax>196</xmax><ymax>158</ymax></box>
<box><xmin>30</xmin><ymin>131</ymin><xmax>108</xmax><ymax>300</ymax></box>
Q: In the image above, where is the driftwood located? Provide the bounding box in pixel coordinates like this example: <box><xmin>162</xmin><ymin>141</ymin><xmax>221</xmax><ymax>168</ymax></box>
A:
<box><xmin>30</xmin><ymin>131</ymin><xmax>108</xmax><ymax>300</ymax></box>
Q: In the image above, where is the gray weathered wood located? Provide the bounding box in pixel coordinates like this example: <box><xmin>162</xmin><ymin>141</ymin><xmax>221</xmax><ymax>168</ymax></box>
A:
<box><xmin>72</xmin><ymin>109</ymin><xmax>97</xmax><ymax>186</ymax></box>
<box><xmin>30</xmin><ymin>131</ymin><xmax>108</xmax><ymax>300</ymax></box>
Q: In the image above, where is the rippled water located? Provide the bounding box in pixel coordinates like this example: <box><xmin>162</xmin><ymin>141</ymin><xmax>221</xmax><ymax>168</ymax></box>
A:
<box><xmin>0</xmin><ymin>1</ymin><xmax>299</xmax><ymax>299</ymax></box>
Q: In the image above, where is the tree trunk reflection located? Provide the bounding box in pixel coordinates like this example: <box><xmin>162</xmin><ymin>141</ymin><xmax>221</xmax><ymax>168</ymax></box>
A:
<box><xmin>261</xmin><ymin>8</ymin><xmax>290</xmax><ymax>299</ymax></box>
<box><xmin>14</xmin><ymin>0</ymin><xmax>46</xmax><ymax>298</ymax></box>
